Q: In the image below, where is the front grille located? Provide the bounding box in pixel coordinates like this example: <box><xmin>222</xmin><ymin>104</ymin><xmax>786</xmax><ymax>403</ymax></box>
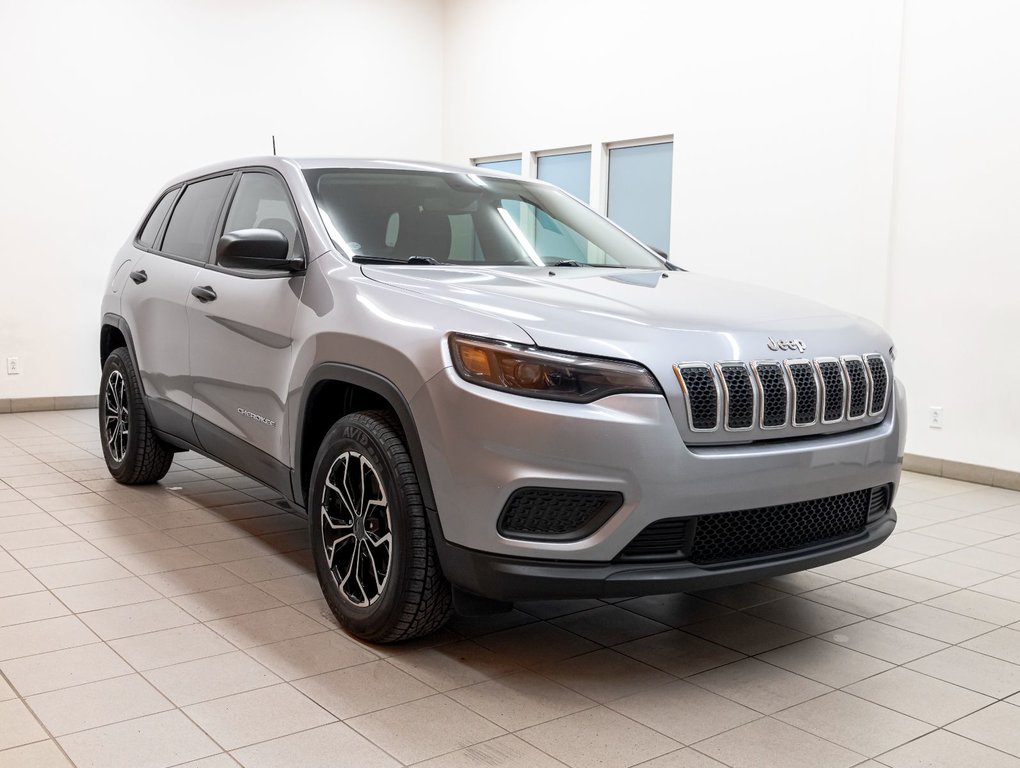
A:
<box><xmin>497</xmin><ymin>488</ymin><xmax>623</xmax><ymax>540</ymax></box>
<box><xmin>674</xmin><ymin>353</ymin><xmax>890</xmax><ymax>437</ymax></box>
<box><xmin>618</xmin><ymin>488</ymin><xmax>875</xmax><ymax>564</ymax></box>
<box><xmin>718</xmin><ymin>363</ymin><xmax>754</xmax><ymax>430</ymax></box>
<box><xmin>677</xmin><ymin>365</ymin><xmax>719</xmax><ymax>431</ymax></box>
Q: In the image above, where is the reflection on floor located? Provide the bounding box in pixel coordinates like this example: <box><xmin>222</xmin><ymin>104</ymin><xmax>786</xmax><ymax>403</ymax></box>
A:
<box><xmin>1</xmin><ymin>409</ymin><xmax>1020</xmax><ymax>767</ymax></box>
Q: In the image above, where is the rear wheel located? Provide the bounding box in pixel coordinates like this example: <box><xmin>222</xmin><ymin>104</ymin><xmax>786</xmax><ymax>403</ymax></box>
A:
<box><xmin>99</xmin><ymin>348</ymin><xmax>174</xmax><ymax>484</ymax></box>
<box><xmin>309</xmin><ymin>411</ymin><xmax>451</xmax><ymax>642</ymax></box>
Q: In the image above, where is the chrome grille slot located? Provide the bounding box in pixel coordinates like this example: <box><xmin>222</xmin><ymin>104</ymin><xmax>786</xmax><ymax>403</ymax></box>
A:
<box><xmin>674</xmin><ymin>364</ymin><xmax>719</xmax><ymax>431</ymax></box>
<box><xmin>842</xmin><ymin>356</ymin><xmax>869</xmax><ymax>420</ymax></box>
<box><xmin>717</xmin><ymin>363</ymin><xmax>754</xmax><ymax>431</ymax></box>
<box><xmin>786</xmin><ymin>360</ymin><xmax>818</xmax><ymax>426</ymax></box>
<box><xmin>752</xmin><ymin>362</ymin><xmax>788</xmax><ymax>428</ymax></box>
<box><xmin>865</xmin><ymin>354</ymin><xmax>888</xmax><ymax>416</ymax></box>
<box><xmin>816</xmin><ymin>359</ymin><xmax>846</xmax><ymax>424</ymax></box>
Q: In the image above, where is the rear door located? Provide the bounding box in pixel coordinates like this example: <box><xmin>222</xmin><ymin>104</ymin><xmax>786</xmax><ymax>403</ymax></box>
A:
<box><xmin>121</xmin><ymin>173</ymin><xmax>234</xmax><ymax>442</ymax></box>
<box><xmin>186</xmin><ymin>169</ymin><xmax>306</xmax><ymax>477</ymax></box>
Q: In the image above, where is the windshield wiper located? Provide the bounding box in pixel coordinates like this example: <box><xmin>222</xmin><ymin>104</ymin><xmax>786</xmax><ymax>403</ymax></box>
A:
<box><xmin>352</xmin><ymin>254</ymin><xmax>440</xmax><ymax>265</ymax></box>
<box><xmin>547</xmin><ymin>260</ymin><xmax>625</xmax><ymax>269</ymax></box>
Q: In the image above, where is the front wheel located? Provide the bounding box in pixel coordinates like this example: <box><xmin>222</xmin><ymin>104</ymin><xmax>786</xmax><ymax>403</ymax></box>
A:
<box><xmin>309</xmin><ymin>411</ymin><xmax>451</xmax><ymax>643</ymax></box>
<box><xmin>99</xmin><ymin>348</ymin><xmax>174</xmax><ymax>485</ymax></box>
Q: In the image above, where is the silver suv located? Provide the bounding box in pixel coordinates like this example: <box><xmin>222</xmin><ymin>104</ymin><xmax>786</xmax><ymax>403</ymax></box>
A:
<box><xmin>100</xmin><ymin>157</ymin><xmax>904</xmax><ymax>642</ymax></box>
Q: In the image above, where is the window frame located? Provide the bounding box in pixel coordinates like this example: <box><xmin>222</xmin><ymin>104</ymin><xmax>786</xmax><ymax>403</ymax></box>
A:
<box><xmin>534</xmin><ymin>145</ymin><xmax>594</xmax><ymax>204</ymax></box>
<box><xmin>602</xmin><ymin>136</ymin><xmax>674</xmax><ymax>255</ymax></box>
<box><xmin>135</xmin><ymin>186</ymin><xmax>183</xmax><ymax>249</ymax></box>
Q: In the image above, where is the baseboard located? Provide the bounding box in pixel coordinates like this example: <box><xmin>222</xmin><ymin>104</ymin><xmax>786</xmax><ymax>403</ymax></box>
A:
<box><xmin>904</xmin><ymin>453</ymin><xmax>1020</xmax><ymax>492</ymax></box>
<box><xmin>0</xmin><ymin>395</ymin><xmax>98</xmax><ymax>414</ymax></box>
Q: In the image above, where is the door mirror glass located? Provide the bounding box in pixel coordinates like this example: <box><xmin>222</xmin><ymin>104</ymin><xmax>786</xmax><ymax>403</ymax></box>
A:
<box><xmin>216</xmin><ymin>228</ymin><xmax>298</xmax><ymax>270</ymax></box>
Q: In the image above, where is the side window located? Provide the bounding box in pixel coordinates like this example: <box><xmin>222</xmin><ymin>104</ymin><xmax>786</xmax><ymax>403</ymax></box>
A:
<box><xmin>161</xmin><ymin>175</ymin><xmax>233</xmax><ymax>261</ymax></box>
<box><xmin>137</xmin><ymin>188</ymin><xmax>178</xmax><ymax>248</ymax></box>
<box><xmin>222</xmin><ymin>172</ymin><xmax>303</xmax><ymax>260</ymax></box>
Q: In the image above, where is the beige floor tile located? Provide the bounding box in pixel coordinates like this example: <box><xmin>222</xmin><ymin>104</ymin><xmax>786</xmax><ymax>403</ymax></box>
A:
<box><xmin>518</xmin><ymin>705</ymin><xmax>678</xmax><ymax>768</ymax></box>
<box><xmin>0</xmin><ymin>643</ymin><xmax>132</xmax><ymax>697</ymax></box>
<box><xmin>244</xmin><ymin>630</ymin><xmax>377</xmax><ymax>681</ymax></box>
<box><xmin>758</xmin><ymin>637</ymin><xmax>892</xmax><ymax>688</ymax></box>
<box><xmin>696</xmin><ymin>717</ymin><xmax>862</xmax><ymax>768</ymax></box>
<box><xmin>249</xmin><ymin>573</ymin><xmax>322</xmax><ymax>605</ymax></box>
<box><xmin>873</xmin><ymin>603</ymin><xmax>998</xmax><ymax>643</ymax></box>
<box><xmin>0</xmin><ymin>591</ymin><xmax>68</xmax><ymax>628</ymax></box>
<box><xmin>615</xmin><ymin>630</ymin><xmax>743</xmax><ymax>678</ymax></box>
<box><xmin>116</xmin><ymin>547</ymin><xmax>213</xmax><ymax>575</ymax></box>
<box><xmin>12</xmin><ymin>541</ymin><xmax>105</xmax><ymax>568</ymax></box>
<box><xmin>517</xmin><ymin>598</ymin><xmax>604</xmax><ymax>620</ymax></box>
<box><xmin>184</xmin><ymin>683</ymin><xmax>334</xmax><ymax>750</ymax></box>
<box><xmin>30</xmin><ymin>557</ymin><xmax>133</xmax><ymax>589</ymax></box>
<box><xmin>386</xmin><ymin>639</ymin><xmax>520</xmax><ymax>691</ymax></box>
<box><xmin>961</xmin><ymin>626</ymin><xmax>1020</xmax><ymax>664</ymax></box>
<box><xmin>0</xmin><ymin>675</ymin><xmax>13</xmax><ymax>701</ymax></box>
<box><xmin>947</xmin><ymin>701</ymin><xmax>1020</xmax><ymax>757</ymax></box>
<box><xmin>683</xmin><ymin>611</ymin><xmax>806</xmax><ymax>655</ymax></box>
<box><xmin>0</xmin><ymin>740</ymin><xmax>73</xmax><ymax>767</ymax></box>
<box><xmin>692</xmin><ymin>583</ymin><xmax>787</xmax><ymax>610</ymax></box>
<box><xmin>92</xmin><ymin>531</ymin><xmax>182</xmax><ymax>557</ymax></box>
<box><xmin>191</xmin><ymin>538</ymin><xmax>280</xmax><ymax>564</ymax></box>
<box><xmin>630</xmin><ymin>749</ymin><xmax>729</xmax><ymax>768</ymax></box>
<box><xmin>889</xmin><ymin>531</ymin><xmax>966</xmax><ymax>556</ymax></box>
<box><xmin>172</xmin><ymin>755</ymin><xmax>240</xmax><ymax>767</ymax></box>
<box><xmin>0</xmin><ymin>616</ymin><xmax>98</xmax><ymax>661</ymax></box>
<box><xmin>845</xmin><ymin>667</ymin><xmax>994</xmax><ymax>726</ymax></box>
<box><xmin>536</xmin><ymin>648</ymin><xmax>675</xmax><ymax>703</ymax></box>
<box><xmin>616</xmin><ymin>593</ymin><xmax>732</xmax><ymax>628</ymax></box>
<box><xmin>610</xmin><ymin>679</ymin><xmax>760</xmax><ymax>744</ymax></box>
<box><xmin>972</xmin><ymin>575</ymin><xmax>1020</xmax><ymax>603</ymax></box>
<box><xmin>58</xmin><ymin>710</ymin><xmax>220</xmax><ymax>768</ymax></box>
<box><xmin>473</xmin><ymin>622</ymin><xmax>599</xmax><ymax>667</ymax></box>
<box><xmin>172</xmin><ymin>584</ymin><xmax>282</xmax><ymax>622</ymax></box>
<box><xmin>774</xmin><ymin>690</ymin><xmax>932</xmax><ymax>756</ymax></box>
<box><xmin>897</xmin><ymin>555</ymin><xmax>1000</xmax><ymax>588</ymax></box>
<box><xmin>756</xmin><ymin>570</ymin><xmax>838</xmax><ymax>595</ymax></box>
<box><xmin>0</xmin><ymin>526</ymin><xmax>82</xmax><ymax>551</ymax></box>
<box><xmin>292</xmin><ymin>659</ymin><xmax>433</xmax><ymax>718</ymax></box>
<box><xmin>0</xmin><ymin>699</ymin><xmax>48</xmax><ymax>751</ymax></box>
<box><xmin>550</xmin><ymin>605</ymin><xmax>671</xmax><ymax>646</ymax></box>
<box><xmin>687</xmin><ymin>657</ymin><xmax>831</xmax><ymax>715</ymax></box>
<box><xmin>810</xmin><ymin>558</ymin><xmax>884</xmax><ymax>581</ymax></box>
<box><xmin>68</xmin><ymin>517</ymin><xmax>156</xmax><ymax>541</ymax></box>
<box><xmin>413</xmin><ymin>734</ymin><xmax>568</xmax><ymax>768</ymax></box>
<box><xmin>109</xmin><ymin>624</ymin><xmax>236</xmax><ymax>671</ymax></box>
<box><xmin>79</xmin><ymin>598</ymin><xmax>196</xmax><ymax>640</ymax></box>
<box><xmin>143</xmin><ymin>651</ymin><xmax>281</xmax><ymax>706</ymax></box>
<box><xmin>205</xmin><ymin>606</ymin><xmax>324</xmax><ymax>649</ymax></box>
<box><xmin>906</xmin><ymin>646</ymin><xmax>1020</xmax><ymax>698</ymax></box>
<box><xmin>745</xmin><ymin>594</ymin><xmax>859</xmax><ymax>635</ymax></box>
<box><xmin>26</xmin><ymin>673</ymin><xmax>173</xmax><ymax>735</ymax></box>
<box><xmin>850</xmin><ymin>569</ymin><xmax>958</xmax><ymax>602</ymax></box>
<box><xmin>821</xmin><ymin>619</ymin><xmax>947</xmax><ymax>664</ymax></box>
<box><xmin>230</xmin><ymin>722</ymin><xmax>398</xmax><ymax>768</ymax></box>
<box><xmin>52</xmin><ymin>575</ymin><xmax>161</xmax><ymax>612</ymax></box>
<box><xmin>854</xmin><ymin>544</ymin><xmax>927</xmax><ymax>568</ymax></box>
<box><xmin>879</xmin><ymin>728</ymin><xmax>1020</xmax><ymax>768</ymax></box>
<box><xmin>20</xmin><ymin>483</ymin><xmax>88</xmax><ymax>501</ymax></box>
<box><xmin>448</xmin><ymin>671</ymin><xmax>594</xmax><ymax>730</ymax></box>
<box><xmin>927</xmin><ymin>589</ymin><xmax>1020</xmax><ymax>626</ymax></box>
<box><xmin>220</xmin><ymin>552</ymin><xmax>312</xmax><ymax>582</ymax></box>
<box><xmin>802</xmin><ymin>581</ymin><xmax>912</xmax><ymax>617</ymax></box>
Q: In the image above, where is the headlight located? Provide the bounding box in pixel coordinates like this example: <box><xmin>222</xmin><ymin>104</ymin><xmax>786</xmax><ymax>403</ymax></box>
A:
<box><xmin>449</xmin><ymin>334</ymin><xmax>661</xmax><ymax>403</ymax></box>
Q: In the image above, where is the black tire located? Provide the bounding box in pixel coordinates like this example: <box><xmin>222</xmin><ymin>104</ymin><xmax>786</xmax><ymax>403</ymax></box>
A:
<box><xmin>309</xmin><ymin>410</ymin><xmax>451</xmax><ymax>643</ymax></box>
<box><xmin>99</xmin><ymin>348</ymin><xmax>174</xmax><ymax>485</ymax></box>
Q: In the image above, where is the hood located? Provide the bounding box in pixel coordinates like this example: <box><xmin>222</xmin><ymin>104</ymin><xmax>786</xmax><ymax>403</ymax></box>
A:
<box><xmin>360</xmin><ymin>264</ymin><xmax>889</xmax><ymax>362</ymax></box>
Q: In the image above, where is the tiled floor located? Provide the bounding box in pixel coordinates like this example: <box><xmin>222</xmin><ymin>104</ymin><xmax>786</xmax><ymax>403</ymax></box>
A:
<box><xmin>1</xmin><ymin>409</ymin><xmax>1020</xmax><ymax>768</ymax></box>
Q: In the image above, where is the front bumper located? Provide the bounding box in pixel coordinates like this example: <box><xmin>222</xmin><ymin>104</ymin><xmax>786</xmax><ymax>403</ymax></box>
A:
<box><xmin>435</xmin><ymin>507</ymin><xmax>896</xmax><ymax>601</ymax></box>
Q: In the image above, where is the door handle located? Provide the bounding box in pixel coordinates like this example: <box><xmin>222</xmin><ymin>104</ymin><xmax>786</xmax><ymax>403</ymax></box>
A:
<box><xmin>191</xmin><ymin>285</ymin><xmax>217</xmax><ymax>303</ymax></box>
<box><xmin>129</xmin><ymin>270</ymin><xmax>147</xmax><ymax>284</ymax></box>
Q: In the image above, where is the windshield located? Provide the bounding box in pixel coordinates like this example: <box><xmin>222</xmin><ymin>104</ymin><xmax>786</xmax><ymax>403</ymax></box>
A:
<box><xmin>303</xmin><ymin>169</ymin><xmax>669</xmax><ymax>269</ymax></box>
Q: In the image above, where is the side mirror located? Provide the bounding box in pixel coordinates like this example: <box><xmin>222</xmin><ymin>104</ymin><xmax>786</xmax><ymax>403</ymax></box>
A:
<box><xmin>216</xmin><ymin>228</ymin><xmax>301</xmax><ymax>271</ymax></box>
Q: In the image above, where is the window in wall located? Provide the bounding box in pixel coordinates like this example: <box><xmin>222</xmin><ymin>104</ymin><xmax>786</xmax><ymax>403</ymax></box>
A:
<box><xmin>474</xmin><ymin>157</ymin><xmax>522</xmax><ymax>175</ymax></box>
<box><xmin>222</xmin><ymin>172</ymin><xmax>303</xmax><ymax>259</ymax></box>
<box><xmin>536</xmin><ymin>151</ymin><xmax>591</xmax><ymax>203</ymax></box>
<box><xmin>160</xmin><ymin>175</ymin><xmax>233</xmax><ymax>261</ymax></box>
<box><xmin>607</xmin><ymin>141</ymin><xmax>673</xmax><ymax>254</ymax></box>
<box><xmin>138</xmin><ymin>188</ymin><xmax>179</xmax><ymax>247</ymax></box>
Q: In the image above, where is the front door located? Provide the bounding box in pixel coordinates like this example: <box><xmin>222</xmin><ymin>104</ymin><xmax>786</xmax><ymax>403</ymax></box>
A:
<box><xmin>186</xmin><ymin>170</ymin><xmax>305</xmax><ymax>486</ymax></box>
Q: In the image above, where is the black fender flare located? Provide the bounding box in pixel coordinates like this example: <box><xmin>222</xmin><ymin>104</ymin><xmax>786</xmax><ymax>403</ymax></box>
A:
<box><xmin>292</xmin><ymin>363</ymin><xmax>439</xmax><ymax>520</ymax></box>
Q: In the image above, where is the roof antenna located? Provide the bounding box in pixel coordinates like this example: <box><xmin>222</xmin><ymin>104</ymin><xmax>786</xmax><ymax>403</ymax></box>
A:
<box><xmin>271</xmin><ymin>135</ymin><xmax>277</xmax><ymax>156</ymax></box>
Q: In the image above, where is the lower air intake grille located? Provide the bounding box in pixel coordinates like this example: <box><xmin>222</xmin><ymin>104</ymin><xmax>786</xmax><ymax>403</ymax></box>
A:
<box><xmin>618</xmin><ymin>488</ymin><xmax>875</xmax><ymax>564</ymax></box>
<box><xmin>498</xmin><ymin>488</ymin><xmax>623</xmax><ymax>540</ymax></box>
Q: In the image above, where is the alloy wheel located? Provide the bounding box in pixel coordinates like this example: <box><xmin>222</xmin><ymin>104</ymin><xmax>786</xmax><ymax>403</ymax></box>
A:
<box><xmin>320</xmin><ymin>451</ymin><xmax>393</xmax><ymax>607</ymax></box>
<box><xmin>103</xmin><ymin>370</ymin><xmax>129</xmax><ymax>463</ymax></box>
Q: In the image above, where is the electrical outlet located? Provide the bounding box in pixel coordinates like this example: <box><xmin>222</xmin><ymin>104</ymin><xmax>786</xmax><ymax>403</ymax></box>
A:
<box><xmin>929</xmin><ymin>406</ymin><xmax>943</xmax><ymax>429</ymax></box>
<box><xmin>6</xmin><ymin>357</ymin><xmax>19</xmax><ymax>375</ymax></box>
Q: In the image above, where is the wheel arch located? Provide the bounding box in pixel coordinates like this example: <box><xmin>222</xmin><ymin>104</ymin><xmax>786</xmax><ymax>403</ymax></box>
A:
<box><xmin>293</xmin><ymin>364</ymin><xmax>438</xmax><ymax>516</ymax></box>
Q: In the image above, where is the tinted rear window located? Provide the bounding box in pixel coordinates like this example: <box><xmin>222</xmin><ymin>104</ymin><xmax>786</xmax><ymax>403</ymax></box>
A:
<box><xmin>160</xmin><ymin>175</ymin><xmax>233</xmax><ymax>261</ymax></box>
<box><xmin>138</xmin><ymin>188</ymin><xmax>178</xmax><ymax>248</ymax></box>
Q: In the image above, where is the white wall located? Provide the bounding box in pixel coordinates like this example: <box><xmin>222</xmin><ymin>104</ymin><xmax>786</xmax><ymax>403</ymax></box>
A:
<box><xmin>0</xmin><ymin>0</ymin><xmax>444</xmax><ymax>400</ymax></box>
<box><xmin>888</xmin><ymin>0</ymin><xmax>1020</xmax><ymax>472</ymax></box>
